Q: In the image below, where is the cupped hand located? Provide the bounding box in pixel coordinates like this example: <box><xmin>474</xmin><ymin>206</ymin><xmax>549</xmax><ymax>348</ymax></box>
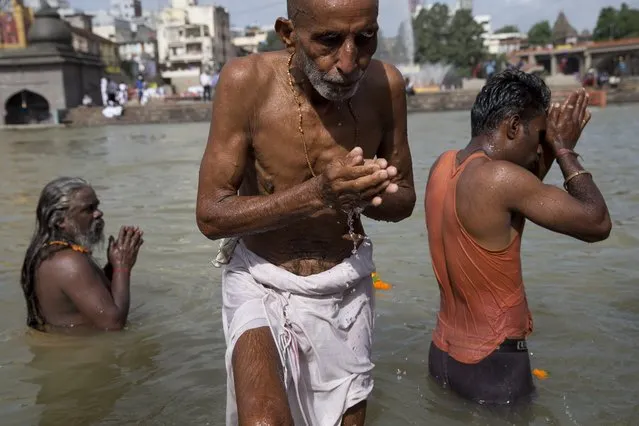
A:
<box><xmin>319</xmin><ymin>147</ymin><xmax>396</xmax><ymax>210</ymax></box>
<box><xmin>107</xmin><ymin>226</ymin><xmax>144</xmax><ymax>269</ymax></box>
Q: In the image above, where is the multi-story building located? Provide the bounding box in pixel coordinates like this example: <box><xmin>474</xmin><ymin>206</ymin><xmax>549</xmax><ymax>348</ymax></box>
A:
<box><xmin>231</xmin><ymin>25</ymin><xmax>270</xmax><ymax>54</ymax></box>
<box><xmin>161</xmin><ymin>24</ymin><xmax>213</xmax><ymax>67</ymax></box>
<box><xmin>484</xmin><ymin>32</ymin><xmax>528</xmax><ymax>55</ymax></box>
<box><xmin>110</xmin><ymin>0</ymin><xmax>142</xmax><ymax>20</ymax></box>
<box><xmin>157</xmin><ymin>0</ymin><xmax>232</xmax><ymax>92</ymax></box>
<box><xmin>90</xmin><ymin>10</ymin><xmax>134</xmax><ymax>43</ymax></box>
<box><xmin>119</xmin><ymin>36</ymin><xmax>159</xmax><ymax>79</ymax></box>
<box><xmin>70</xmin><ymin>27</ymin><xmax>122</xmax><ymax>74</ymax></box>
<box><xmin>61</xmin><ymin>11</ymin><xmax>92</xmax><ymax>32</ymax></box>
<box><xmin>132</xmin><ymin>11</ymin><xmax>159</xmax><ymax>31</ymax></box>
<box><xmin>59</xmin><ymin>10</ymin><xmax>122</xmax><ymax>75</ymax></box>
<box><xmin>474</xmin><ymin>14</ymin><xmax>491</xmax><ymax>37</ymax></box>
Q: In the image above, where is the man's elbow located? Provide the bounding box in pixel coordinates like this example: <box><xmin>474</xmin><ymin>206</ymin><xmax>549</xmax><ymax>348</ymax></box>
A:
<box><xmin>197</xmin><ymin>216</ymin><xmax>222</xmax><ymax>240</ymax></box>
<box><xmin>583</xmin><ymin>214</ymin><xmax>612</xmax><ymax>243</ymax></box>
<box><xmin>196</xmin><ymin>206</ymin><xmax>229</xmax><ymax>240</ymax></box>
<box><xmin>386</xmin><ymin>191</ymin><xmax>417</xmax><ymax>222</ymax></box>
<box><xmin>96</xmin><ymin>312</ymin><xmax>127</xmax><ymax>331</ymax></box>
<box><xmin>395</xmin><ymin>201</ymin><xmax>416</xmax><ymax>222</ymax></box>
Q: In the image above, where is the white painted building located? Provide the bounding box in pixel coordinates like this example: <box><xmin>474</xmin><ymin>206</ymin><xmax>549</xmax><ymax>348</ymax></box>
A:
<box><xmin>132</xmin><ymin>11</ymin><xmax>159</xmax><ymax>31</ymax></box>
<box><xmin>157</xmin><ymin>0</ymin><xmax>232</xmax><ymax>92</ymax></box>
<box><xmin>472</xmin><ymin>14</ymin><xmax>527</xmax><ymax>55</ymax></box>
<box><xmin>90</xmin><ymin>10</ymin><xmax>134</xmax><ymax>43</ymax></box>
<box><xmin>484</xmin><ymin>32</ymin><xmax>528</xmax><ymax>55</ymax></box>
<box><xmin>474</xmin><ymin>14</ymin><xmax>492</xmax><ymax>36</ymax></box>
<box><xmin>231</xmin><ymin>25</ymin><xmax>271</xmax><ymax>54</ymax></box>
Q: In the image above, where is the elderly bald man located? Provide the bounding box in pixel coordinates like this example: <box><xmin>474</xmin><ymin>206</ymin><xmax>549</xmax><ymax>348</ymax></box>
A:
<box><xmin>195</xmin><ymin>0</ymin><xmax>416</xmax><ymax>424</ymax></box>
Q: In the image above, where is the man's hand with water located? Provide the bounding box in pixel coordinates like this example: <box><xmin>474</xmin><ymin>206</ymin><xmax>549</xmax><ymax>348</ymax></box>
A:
<box><xmin>545</xmin><ymin>88</ymin><xmax>592</xmax><ymax>155</ymax></box>
<box><xmin>317</xmin><ymin>147</ymin><xmax>398</xmax><ymax>211</ymax></box>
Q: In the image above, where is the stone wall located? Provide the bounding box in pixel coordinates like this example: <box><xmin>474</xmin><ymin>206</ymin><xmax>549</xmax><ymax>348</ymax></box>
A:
<box><xmin>0</xmin><ymin>62</ymin><xmax>104</xmax><ymax>123</ymax></box>
<box><xmin>62</xmin><ymin>89</ymin><xmax>639</xmax><ymax>128</ymax></box>
<box><xmin>64</xmin><ymin>102</ymin><xmax>213</xmax><ymax>128</ymax></box>
<box><xmin>0</xmin><ymin>66</ymin><xmax>67</xmax><ymax>117</ymax></box>
<box><xmin>62</xmin><ymin>62</ymin><xmax>102</xmax><ymax>109</ymax></box>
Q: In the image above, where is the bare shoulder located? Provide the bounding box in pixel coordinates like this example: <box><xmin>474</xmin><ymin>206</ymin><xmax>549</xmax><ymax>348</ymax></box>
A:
<box><xmin>217</xmin><ymin>52</ymin><xmax>281</xmax><ymax>95</ymax></box>
<box><xmin>38</xmin><ymin>250</ymin><xmax>97</xmax><ymax>283</ymax></box>
<box><xmin>461</xmin><ymin>159</ymin><xmax>540</xmax><ymax>194</ymax></box>
<box><xmin>364</xmin><ymin>60</ymin><xmax>406</xmax><ymax>95</ymax></box>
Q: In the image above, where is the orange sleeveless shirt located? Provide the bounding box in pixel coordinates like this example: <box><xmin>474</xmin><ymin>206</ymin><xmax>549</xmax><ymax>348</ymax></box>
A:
<box><xmin>425</xmin><ymin>150</ymin><xmax>533</xmax><ymax>364</ymax></box>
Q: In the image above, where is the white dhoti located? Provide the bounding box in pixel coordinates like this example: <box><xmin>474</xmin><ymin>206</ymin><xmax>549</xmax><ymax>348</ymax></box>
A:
<box><xmin>221</xmin><ymin>239</ymin><xmax>376</xmax><ymax>426</ymax></box>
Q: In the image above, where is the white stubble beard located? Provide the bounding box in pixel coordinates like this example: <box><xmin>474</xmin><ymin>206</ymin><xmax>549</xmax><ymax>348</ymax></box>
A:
<box><xmin>295</xmin><ymin>47</ymin><xmax>364</xmax><ymax>102</ymax></box>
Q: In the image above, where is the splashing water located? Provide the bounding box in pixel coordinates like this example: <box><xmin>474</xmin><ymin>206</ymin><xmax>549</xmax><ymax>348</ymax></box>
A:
<box><xmin>410</xmin><ymin>63</ymin><xmax>454</xmax><ymax>87</ymax></box>
<box><xmin>399</xmin><ymin>0</ymin><xmax>415</xmax><ymax>67</ymax></box>
<box><xmin>343</xmin><ymin>207</ymin><xmax>364</xmax><ymax>255</ymax></box>
<box><xmin>394</xmin><ymin>1</ymin><xmax>454</xmax><ymax>88</ymax></box>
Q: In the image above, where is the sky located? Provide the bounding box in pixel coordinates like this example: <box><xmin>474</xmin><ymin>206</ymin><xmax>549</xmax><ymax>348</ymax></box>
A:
<box><xmin>69</xmin><ymin>0</ymin><xmax>632</xmax><ymax>35</ymax></box>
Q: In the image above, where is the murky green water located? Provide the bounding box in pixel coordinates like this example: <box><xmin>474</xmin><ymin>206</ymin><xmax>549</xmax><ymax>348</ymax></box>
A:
<box><xmin>1</xmin><ymin>105</ymin><xmax>638</xmax><ymax>425</ymax></box>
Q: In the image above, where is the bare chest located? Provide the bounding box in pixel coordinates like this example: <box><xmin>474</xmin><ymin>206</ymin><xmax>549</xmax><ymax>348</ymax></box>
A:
<box><xmin>248</xmin><ymin>97</ymin><xmax>385</xmax><ymax>193</ymax></box>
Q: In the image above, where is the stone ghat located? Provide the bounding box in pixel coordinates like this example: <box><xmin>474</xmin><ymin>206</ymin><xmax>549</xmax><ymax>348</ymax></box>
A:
<box><xmin>64</xmin><ymin>89</ymin><xmax>639</xmax><ymax>128</ymax></box>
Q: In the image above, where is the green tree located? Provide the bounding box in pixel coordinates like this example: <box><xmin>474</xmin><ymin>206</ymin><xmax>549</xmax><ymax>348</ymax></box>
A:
<box><xmin>447</xmin><ymin>9</ymin><xmax>486</xmax><ymax>70</ymax></box>
<box><xmin>258</xmin><ymin>31</ymin><xmax>285</xmax><ymax>52</ymax></box>
<box><xmin>593</xmin><ymin>7</ymin><xmax>619</xmax><ymax>40</ymax></box>
<box><xmin>495</xmin><ymin>25</ymin><xmax>520</xmax><ymax>34</ymax></box>
<box><xmin>527</xmin><ymin>20</ymin><xmax>552</xmax><ymax>46</ymax></box>
<box><xmin>593</xmin><ymin>3</ymin><xmax>639</xmax><ymax>40</ymax></box>
<box><xmin>413</xmin><ymin>2</ymin><xmax>450</xmax><ymax>64</ymax></box>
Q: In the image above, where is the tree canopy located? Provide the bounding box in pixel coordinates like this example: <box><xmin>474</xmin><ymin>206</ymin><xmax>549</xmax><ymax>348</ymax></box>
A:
<box><xmin>413</xmin><ymin>3</ymin><xmax>485</xmax><ymax>68</ymax></box>
<box><xmin>593</xmin><ymin>3</ymin><xmax>639</xmax><ymax>41</ymax></box>
<box><xmin>494</xmin><ymin>25</ymin><xmax>520</xmax><ymax>34</ymax></box>
<box><xmin>527</xmin><ymin>20</ymin><xmax>552</xmax><ymax>46</ymax></box>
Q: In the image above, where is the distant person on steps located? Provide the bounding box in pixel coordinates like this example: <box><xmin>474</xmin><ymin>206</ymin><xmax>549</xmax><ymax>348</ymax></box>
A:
<box><xmin>424</xmin><ymin>70</ymin><xmax>611</xmax><ymax>405</ymax></box>
<box><xmin>20</xmin><ymin>177</ymin><xmax>144</xmax><ymax>333</ymax></box>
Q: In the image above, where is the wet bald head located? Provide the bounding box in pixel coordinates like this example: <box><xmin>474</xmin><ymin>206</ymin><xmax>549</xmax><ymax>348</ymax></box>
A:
<box><xmin>287</xmin><ymin>0</ymin><xmax>378</xmax><ymax>26</ymax></box>
<box><xmin>277</xmin><ymin>0</ymin><xmax>379</xmax><ymax>101</ymax></box>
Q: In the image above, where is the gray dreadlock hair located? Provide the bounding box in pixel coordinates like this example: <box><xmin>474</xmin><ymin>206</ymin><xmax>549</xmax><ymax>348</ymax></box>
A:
<box><xmin>20</xmin><ymin>177</ymin><xmax>90</xmax><ymax>329</ymax></box>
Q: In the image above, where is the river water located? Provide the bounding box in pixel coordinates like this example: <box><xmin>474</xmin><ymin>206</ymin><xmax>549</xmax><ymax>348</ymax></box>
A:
<box><xmin>0</xmin><ymin>105</ymin><xmax>638</xmax><ymax>426</ymax></box>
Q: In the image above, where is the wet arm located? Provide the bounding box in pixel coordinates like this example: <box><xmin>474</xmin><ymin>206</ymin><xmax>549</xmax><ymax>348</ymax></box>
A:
<box><xmin>52</xmin><ymin>253</ymin><xmax>130</xmax><ymax>330</ymax></box>
<box><xmin>497</xmin><ymin>157</ymin><xmax>611</xmax><ymax>242</ymax></box>
<box><xmin>363</xmin><ymin>64</ymin><xmax>416</xmax><ymax>222</ymax></box>
<box><xmin>196</xmin><ymin>59</ymin><xmax>325</xmax><ymax>241</ymax></box>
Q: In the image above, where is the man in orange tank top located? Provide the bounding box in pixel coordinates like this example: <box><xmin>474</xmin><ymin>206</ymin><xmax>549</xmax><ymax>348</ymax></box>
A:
<box><xmin>424</xmin><ymin>70</ymin><xmax>611</xmax><ymax>405</ymax></box>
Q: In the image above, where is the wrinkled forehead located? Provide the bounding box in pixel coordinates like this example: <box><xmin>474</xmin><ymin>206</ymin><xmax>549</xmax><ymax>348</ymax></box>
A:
<box><xmin>293</xmin><ymin>0</ymin><xmax>378</xmax><ymax>32</ymax></box>
<box><xmin>69</xmin><ymin>186</ymin><xmax>98</xmax><ymax>207</ymax></box>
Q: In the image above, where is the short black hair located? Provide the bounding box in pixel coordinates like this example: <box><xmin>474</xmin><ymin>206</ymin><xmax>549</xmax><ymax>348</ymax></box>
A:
<box><xmin>470</xmin><ymin>69</ymin><xmax>551</xmax><ymax>137</ymax></box>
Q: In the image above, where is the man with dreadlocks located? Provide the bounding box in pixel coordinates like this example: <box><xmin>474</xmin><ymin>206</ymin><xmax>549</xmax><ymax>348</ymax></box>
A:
<box><xmin>196</xmin><ymin>0</ymin><xmax>415</xmax><ymax>424</ymax></box>
<box><xmin>21</xmin><ymin>177</ymin><xmax>144</xmax><ymax>333</ymax></box>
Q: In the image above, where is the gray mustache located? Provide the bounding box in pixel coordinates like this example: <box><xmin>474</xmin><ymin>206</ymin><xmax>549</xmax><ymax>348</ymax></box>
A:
<box><xmin>323</xmin><ymin>73</ymin><xmax>363</xmax><ymax>84</ymax></box>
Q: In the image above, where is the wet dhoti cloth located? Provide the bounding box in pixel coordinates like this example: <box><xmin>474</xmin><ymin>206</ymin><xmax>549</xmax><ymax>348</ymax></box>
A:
<box><xmin>221</xmin><ymin>239</ymin><xmax>376</xmax><ymax>426</ymax></box>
